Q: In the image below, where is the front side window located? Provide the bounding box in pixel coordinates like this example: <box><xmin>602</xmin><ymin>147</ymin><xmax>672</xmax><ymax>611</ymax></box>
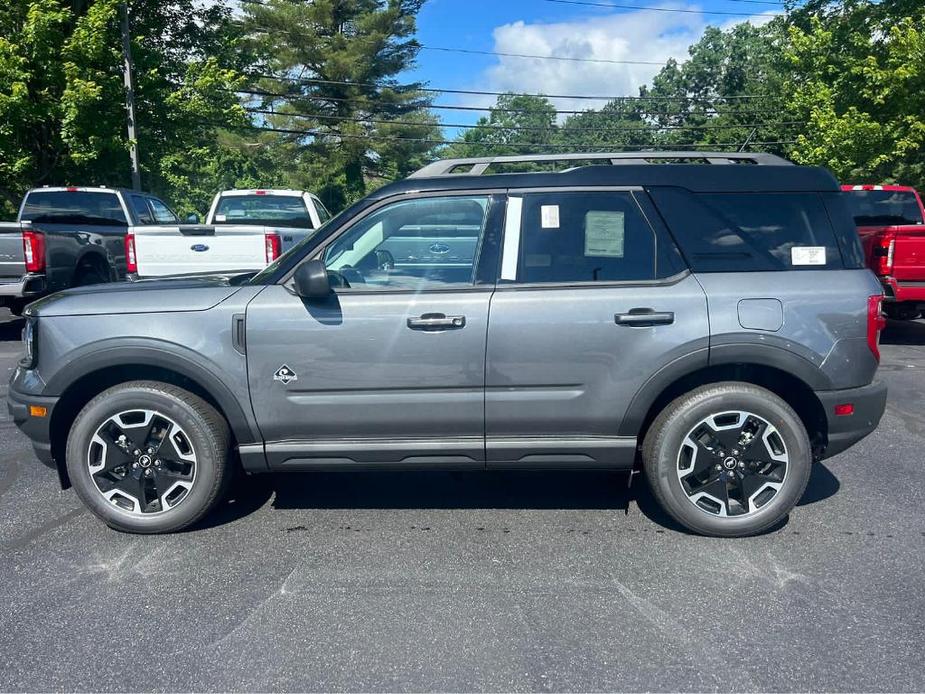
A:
<box><xmin>511</xmin><ymin>191</ymin><xmax>658</xmax><ymax>284</ymax></box>
<box><xmin>322</xmin><ymin>195</ymin><xmax>490</xmax><ymax>290</ymax></box>
<box><xmin>148</xmin><ymin>198</ymin><xmax>178</xmax><ymax>224</ymax></box>
<box><xmin>214</xmin><ymin>194</ymin><xmax>313</xmax><ymax>228</ymax></box>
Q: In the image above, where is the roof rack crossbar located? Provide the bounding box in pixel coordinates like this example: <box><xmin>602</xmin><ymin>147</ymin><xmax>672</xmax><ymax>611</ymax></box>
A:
<box><xmin>409</xmin><ymin>151</ymin><xmax>791</xmax><ymax>178</ymax></box>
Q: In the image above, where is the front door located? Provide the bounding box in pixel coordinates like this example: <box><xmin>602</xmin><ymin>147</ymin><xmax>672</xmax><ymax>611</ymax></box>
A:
<box><xmin>246</xmin><ymin>194</ymin><xmax>501</xmax><ymax>469</ymax></box>
<box><xmin>485</xmin><ymin>189</ymin><xmax>709</xmax><ymax>468</ymax></box>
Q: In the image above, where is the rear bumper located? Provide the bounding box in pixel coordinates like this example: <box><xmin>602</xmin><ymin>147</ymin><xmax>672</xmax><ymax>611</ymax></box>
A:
<box><xmin>882</xmin><ymin>277</ymin><xmax>925</xmax><ymax>304</ymax></box>
<box><xmin>816</xmin><ymin>380</ymin><xmax>887</xmax><ymax>460</ymax></box>
<box><xmin>7</xmin><ymin>379</ymin><xmax>58</xmax><ymax>468</ymax></box>
<box><xmin>0</xmin><ymin>274</ymin><xmax>46</xmax><ymax>299</ymax></box>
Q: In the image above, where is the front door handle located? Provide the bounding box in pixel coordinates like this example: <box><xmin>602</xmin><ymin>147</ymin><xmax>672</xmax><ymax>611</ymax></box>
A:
<box><xmin>407</xmin><ymin>313</ymin><xmax>466</xmax><ymax>331</ymax></box>
<box><xmin>614</xmin><ymin>309</ymin><xmax>675</xmax><ymax>327</ymax></box>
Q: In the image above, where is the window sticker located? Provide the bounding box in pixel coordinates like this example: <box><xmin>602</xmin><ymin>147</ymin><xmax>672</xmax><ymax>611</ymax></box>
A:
<box><xmin>541</xmin><ymin>204</ymin><xmax>560</xmax><ymax>229</ymax></box>
<box><xmin>214</xmin><ymin>214</ymin><xmax>226</xmax><ymax>222</ymax></box>
<box><xmin>791</xmin><ymin>246</ymin><xmax>826</xmax><ymax>266</ymax></box>
<box><xmin>584</xmin><ymin>211</ymin><xmax>625</xmax><ymax>258</ymax></box>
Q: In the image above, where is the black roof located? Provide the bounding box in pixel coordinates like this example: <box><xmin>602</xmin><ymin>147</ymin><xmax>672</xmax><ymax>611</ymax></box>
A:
<box><xmin>369</xmin><ymin>164</ymin><xmax>840</xmax><ymax>201</ymax></box>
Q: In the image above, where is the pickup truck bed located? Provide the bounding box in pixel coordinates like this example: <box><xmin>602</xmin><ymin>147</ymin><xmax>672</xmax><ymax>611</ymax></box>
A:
<box><xmin>133</xmin><ymin>224</ymin><xmax>274</xmax><ymax>277</ymax></box>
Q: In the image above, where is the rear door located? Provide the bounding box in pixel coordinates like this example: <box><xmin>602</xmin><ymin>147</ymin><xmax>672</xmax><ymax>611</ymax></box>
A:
<box><xmin>485</xmin><ymin>188</ymin><xmax>709</xmax><ymax>468</ymax></box>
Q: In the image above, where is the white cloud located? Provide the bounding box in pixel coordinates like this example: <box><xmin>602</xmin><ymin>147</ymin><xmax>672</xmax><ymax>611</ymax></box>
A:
<box><xmin>468</xmin><ymin>5</ymin><xmax>775</xmax><ymax>116</ymax></box>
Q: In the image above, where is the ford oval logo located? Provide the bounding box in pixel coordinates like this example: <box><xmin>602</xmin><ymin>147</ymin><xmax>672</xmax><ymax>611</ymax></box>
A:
<box><xmin>191</xmin><ymin>243</ymin><xmax>209</xmax><ymax>252</ymax></box>
<box><xmin>429</xmin><ymin>242</ymin><xmax>450</xmax><ymax>255</ymax></box>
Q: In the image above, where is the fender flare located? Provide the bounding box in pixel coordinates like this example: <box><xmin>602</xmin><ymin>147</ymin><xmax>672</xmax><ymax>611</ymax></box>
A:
<box><xmin>618</xmin><ymin>341</ymin><xmax>831</xmax><ymax>437</ymax></box>
<box><xmin>72</xmin><ymin>247</ymin><xmax>115</xmax><ymax>283</ymax></box>
<box><xmin>44</xmin><ymin>338</ymin><xmax>259</xmax><ymax>444</ymax></box>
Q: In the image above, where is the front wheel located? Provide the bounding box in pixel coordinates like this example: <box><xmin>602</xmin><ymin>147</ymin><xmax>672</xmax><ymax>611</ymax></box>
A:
<box><xmin>642</xmin><ymin>382</ymin><xmax>812</xmax><ymax>537</ymax></box>
<box><xmin>66</xmin><ymin>381</ymin><xmax>231</xmax><ymax>533</ymax></box>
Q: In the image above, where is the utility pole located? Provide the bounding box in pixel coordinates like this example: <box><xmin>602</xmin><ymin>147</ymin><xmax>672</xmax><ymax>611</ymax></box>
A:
<box><xmin>120</xmin><ymin>0</ymin><xmax>141</xmax><ymax>190</ymax></box>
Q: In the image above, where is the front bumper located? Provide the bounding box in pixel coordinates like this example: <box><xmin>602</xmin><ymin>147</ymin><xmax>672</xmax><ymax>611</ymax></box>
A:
<box><xmin>7</xmin><ymin>381</ymin><xmax>58</xmax><ymax>468</ymax></box>
<box><xmin>816</xmin><ymin>380</ymin><xmax>887</xmax><ymax>459</ymax></box>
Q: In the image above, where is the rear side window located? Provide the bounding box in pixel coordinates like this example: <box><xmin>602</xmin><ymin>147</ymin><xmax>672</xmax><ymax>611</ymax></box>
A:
<box><xmin>513</xmin><ymin>191</ymin><xmax>665</xmax><ymax>284</ymax></box>
<box><xmin>649</xmin><ymin>188</ymin><xmax>844</xmax><ymax>272</ymax></box>
<box><xmin>214</xmin><ymin>195</ymin><xmax>312</xmax><ymax>228</ymax></box>
<box><xmin>131</xmin><ymin>195</ymin><xmax>154</xmax><ymax>224</ymax></box>
<box><xmin>21</xmin><ymin>191</ymin><xmax>127</xmax><ymax>225</ymax></box>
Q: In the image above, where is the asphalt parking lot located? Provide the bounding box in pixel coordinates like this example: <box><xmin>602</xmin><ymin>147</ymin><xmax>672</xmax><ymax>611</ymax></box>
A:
<box><xmin>1</xmin><ymin>310</ymin><xmax>923</xmax><ymax>693</ymax></box>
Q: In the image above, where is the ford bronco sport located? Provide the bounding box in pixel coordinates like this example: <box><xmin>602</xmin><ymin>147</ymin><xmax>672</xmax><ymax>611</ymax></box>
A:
<box><xmin>8</xmin><ymin>152</ymin><xmax>888</xmax><ymax>537</ymax></box>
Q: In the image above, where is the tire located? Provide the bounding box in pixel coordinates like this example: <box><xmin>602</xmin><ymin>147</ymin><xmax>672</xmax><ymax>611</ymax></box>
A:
<box><xmin>642</xmin><ymin>382</ymin><xmax>812</xmax><ymax>537</ymax></box>
<box><xmin>883</xmin><ymin>303</ymin><xmax>920</xmax><ymax>321</ymax></box>
<box><xmin>73</xmin><ymin>263</ymin><xmax>110</xmax><ymax>287</ymax></box>
<box><xmin>66</xmin><ymin>381</ymin><xmax>231</xmax><ymax>533</ymax></box>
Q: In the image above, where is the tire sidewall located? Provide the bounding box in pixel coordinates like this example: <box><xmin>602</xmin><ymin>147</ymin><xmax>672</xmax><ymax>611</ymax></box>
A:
<box><xmin>66</xmin><ymin>386</ymin><xmax>222</xmax><ymax>533</ymax></box>
<box><xmin>649</xmin><ymin>386</ymin><xmax>812</xmax><ymax>537</ymax></box>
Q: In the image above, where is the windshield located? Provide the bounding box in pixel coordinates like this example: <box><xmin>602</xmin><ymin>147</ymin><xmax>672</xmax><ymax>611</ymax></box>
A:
<box><xmin>844</xmin><ymin>190</ymin><xmax>924</xmax><ymax>226</ymax></box>
<box><xmin>214</xmin><ymin>194</ymin><xmax>313</xmax><ymax>228</ymax></box>
<box><xmin>21</xmin><ymin>190</ymin><xmax>127</xmax><ymax>226</ymax></box>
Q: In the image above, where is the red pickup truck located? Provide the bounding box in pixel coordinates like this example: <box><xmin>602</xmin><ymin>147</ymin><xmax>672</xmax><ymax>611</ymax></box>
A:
<box><xmin>842</xmin><ymin>184</ymin><xmax>925</xmax><ymax>320</ymax></box>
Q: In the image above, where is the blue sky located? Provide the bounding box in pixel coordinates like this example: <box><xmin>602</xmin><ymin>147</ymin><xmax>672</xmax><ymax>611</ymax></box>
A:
<box><xmin>398</xmin><ymin>0</ymin><xmax>780</xmax><ymax>134</ymax></box>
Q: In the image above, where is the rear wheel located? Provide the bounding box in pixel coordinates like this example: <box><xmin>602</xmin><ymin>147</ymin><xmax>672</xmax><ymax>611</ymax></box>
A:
<box><xmin>73</xmin><ymin>262</ymin><xmax>110</xmax><ymax>286</ymax></box>
<box><xmin>643</xmin><ymin>382</ymin><xmax>812</xmax><ymax>537</ymax></box>
<box><xmin>66</xmin><ymin>381</ymin><xmax>231</xmax><ymax>533</ymax></box>
<box><xmin>883</xmin><ymin>303</ymin><xmax>920</xmax><ymax>321</ymax></box>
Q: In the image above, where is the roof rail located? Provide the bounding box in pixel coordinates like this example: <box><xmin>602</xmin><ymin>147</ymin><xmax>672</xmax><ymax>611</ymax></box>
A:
<box><xmin>409</xmin><ymin>151</ymin><xmax>792</xmax><ymax>178</ymax></box>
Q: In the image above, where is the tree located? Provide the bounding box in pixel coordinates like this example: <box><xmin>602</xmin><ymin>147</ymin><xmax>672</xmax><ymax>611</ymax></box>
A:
<box><xmin>442</xmin><ymin>93</ymin><xmax>558</xmax><ymax>160</ymax></box>
<box><xmin>241</xmin><ymin>0</ymin><xmax>438</xmax><ymax>205</ymax></box>
<box><xmin>783</xmin><ymin>0</ymin><xmax>925</xmax><ymax>188</ymax></box>
<box><xmin>0</xmin><ymin>0</ymin><xmax>248</xmax><ymax>218</ymax></box>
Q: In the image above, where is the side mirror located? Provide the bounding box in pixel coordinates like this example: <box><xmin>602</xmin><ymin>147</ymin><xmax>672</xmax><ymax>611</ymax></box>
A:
<box><xmin>184</xmin><ymin>213</ymin><xmax>200</xmax><ymax>224</ymax></box>
<box><xmin>293</xmin><ymin>259</ymin><xmax>332</xmax><ymax>300</ymax></box>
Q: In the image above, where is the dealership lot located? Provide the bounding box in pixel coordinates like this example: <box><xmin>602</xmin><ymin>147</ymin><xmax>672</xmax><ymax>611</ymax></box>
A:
<box><xmin>0</xmin><ymin>310</ymin><xmax>923</xmax><ymax>692</ymax></box>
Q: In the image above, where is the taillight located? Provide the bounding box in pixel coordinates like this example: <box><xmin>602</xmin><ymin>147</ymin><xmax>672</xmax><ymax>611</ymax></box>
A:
<box><xmin>265</xmin><ymin>232</ymin><xmax>281</xmax><ymax>263</ymax></box>
<box><xmin>124</xmin><ymin>232</ymin><xmax>137</xmax><ymax>273</ymax></box>
<box><xmin>874</xmin><ymin>232</ymin><xmax>895</xmax><ymax>275</ymax></box>
<box><xmin>22</xmin><ymin>230</ymin><xmax>45</xmax><ymax>273</ymax></box>
<box><xmin>867</xmin><ymin>294</ymin><xmax>887</xmax><ymax>362</ymax></box>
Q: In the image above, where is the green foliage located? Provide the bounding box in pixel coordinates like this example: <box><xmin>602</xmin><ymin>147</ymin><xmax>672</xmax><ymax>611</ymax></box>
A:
<box><xmin>783</xmin><ymin>1</ymin><xmax>925</xmax><ymax>188</ymax></box>
<box><xmin>241</xmin><ymin>0</ymin><xmax>439</xmax><ymax>207</ymax></box>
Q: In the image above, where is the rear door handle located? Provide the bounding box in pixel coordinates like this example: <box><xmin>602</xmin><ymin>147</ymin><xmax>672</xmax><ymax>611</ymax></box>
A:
<box><xmin>407</xmin><ymin>313</ymin><xmax>466</xmax><ymax>331</ymax></box>
<box><xmin>614</xmin><ymin>310</ymin><xmax>675</xmax><ymax>327</ymax></box>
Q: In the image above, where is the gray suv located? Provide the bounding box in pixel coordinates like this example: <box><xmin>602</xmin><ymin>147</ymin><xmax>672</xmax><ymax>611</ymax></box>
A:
<box><xmin>8</xmin><ymin>152</ymin><xmax>888</xmax><ymax>536</ymax></box>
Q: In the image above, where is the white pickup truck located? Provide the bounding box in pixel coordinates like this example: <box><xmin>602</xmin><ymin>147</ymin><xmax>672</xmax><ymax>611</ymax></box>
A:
<box><xmin>130</xmin><ymin>189</ymin><xmax>331</xmax><ymax>277</ymax></box>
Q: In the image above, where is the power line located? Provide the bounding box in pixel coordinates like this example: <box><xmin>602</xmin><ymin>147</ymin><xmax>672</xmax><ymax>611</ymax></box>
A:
<box><xmin>541</xmin><ymin>0</ymin><xmax>781</xmax><ymax>16</ymax></box>
<box><xmin>419</xmin><ymin>46</ymin><xmax>664</xmax><ymax>66</ymax></box>
<box><xmin>244</xmin><ymin>75</ymin><xmax>775</xmax><ymax>102</ymax></box>
<box><xmin>234</xmin><ymin>88</ymin><xmax>783</xmax><ymax>117</ymax></box>
<box><xmin>221</xmin><ymin>120</ymin><xmax>798</xmax><ymax>150</ymax></box>
<box><xmin>246</xmin><ymin>107</ymin><xmax>804</xmax><ymax>133</ymax></box>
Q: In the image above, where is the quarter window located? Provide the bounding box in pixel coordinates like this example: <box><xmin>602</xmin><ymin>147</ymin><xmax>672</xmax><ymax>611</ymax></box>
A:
<box><xmin>322</xmin><ymin>196</ymin><xmax>490</xmax><ymax>290</ymax></box>
<box><xmin>511</xmin><ymin>192</ymin><xmax>658</xmax><ymax>284</ymax></box>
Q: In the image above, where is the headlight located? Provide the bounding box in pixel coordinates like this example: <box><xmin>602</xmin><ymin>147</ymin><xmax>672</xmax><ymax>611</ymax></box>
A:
<box><xmin>20</xmin><ymin>318</ymin><xmax>36</xmax><ymax>368</ymax></box>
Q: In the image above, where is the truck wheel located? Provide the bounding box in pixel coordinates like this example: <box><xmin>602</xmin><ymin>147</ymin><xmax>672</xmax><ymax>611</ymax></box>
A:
<box><xmin>65</xmin><ymin>381</ymin><xmax>231</xmax><ymax>533</ymax></box>
<box><xmin>883</xmin><ymin>303</ymin><xmax>920</xmax><ymax>321</ymax></box>
<box><xmin>74</xmin><ymin>263</ymin><xmax>110</xmax><ymax>286</ymax></box>
<box><xmin>642</xmin><ymin>382</ymin><xmax>812</xmax><ymax>537</ymax></box>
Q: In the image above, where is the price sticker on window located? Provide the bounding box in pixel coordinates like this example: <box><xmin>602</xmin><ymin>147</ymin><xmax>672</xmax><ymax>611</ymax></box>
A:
<box><xmin>540</xmin><ymin>205</ymin><xmax>560</xmax><ymax>229</ymax></box>
<box><xmin>791</xmin><ymin>246</ymin><xmax>826</xmax><ymax>266</ymax></box>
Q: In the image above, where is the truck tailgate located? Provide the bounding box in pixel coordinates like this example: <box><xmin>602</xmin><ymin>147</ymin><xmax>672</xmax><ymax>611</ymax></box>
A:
<box><xmin>0</xmin><ymin>223</ymin><xmax>25</xmax><ymax>282</ymax></box>
<box><xmin>891</xmin><ymin>225</ymin><xmax>925</xmax><ymax>282</ymax></box>
<box><xmin>134</xmin><ymin>224</ymin><xmax>267</xmax><ymax>277</ymax></box>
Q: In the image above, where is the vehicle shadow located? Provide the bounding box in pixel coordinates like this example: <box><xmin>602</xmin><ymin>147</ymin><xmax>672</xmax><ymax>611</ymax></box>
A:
<box><xmin>198</xmin><ymin>462</ymin><xmax>841</xmax><ymax>535</ymax></box>
<box><xmin>881</xmin><ymin>318</ymin><xmax>925</xmax><ymax>345</ymax></box>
